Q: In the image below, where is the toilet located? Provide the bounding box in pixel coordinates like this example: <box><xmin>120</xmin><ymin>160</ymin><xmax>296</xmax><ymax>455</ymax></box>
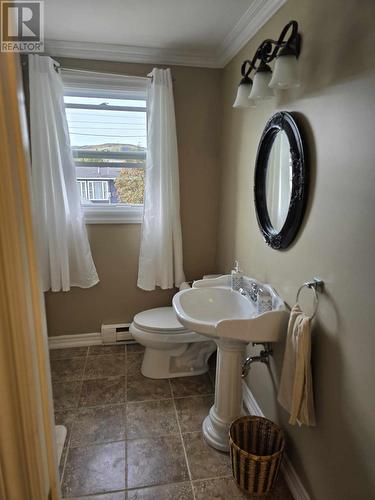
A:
<box><xmin>130</xmin><ymin>282</ymin><xmax>217</xmax><ymax>379</ymax></box>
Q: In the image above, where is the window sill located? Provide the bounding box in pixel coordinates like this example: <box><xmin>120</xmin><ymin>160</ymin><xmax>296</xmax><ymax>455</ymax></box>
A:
<box><xmin>83</xmin><ymin>205</ymin><xmax>143</xmax><ymax>224</ymax></box>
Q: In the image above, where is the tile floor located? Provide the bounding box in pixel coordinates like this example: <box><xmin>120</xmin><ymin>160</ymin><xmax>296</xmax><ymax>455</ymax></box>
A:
<box><xmin>51</xmin><ymin>344</ymin><xmax>293</xmax><ymax>500</ymax></box>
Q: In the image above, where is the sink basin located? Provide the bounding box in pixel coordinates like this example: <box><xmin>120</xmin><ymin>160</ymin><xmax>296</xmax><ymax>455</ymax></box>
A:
<box><xmin>173</xmin><ymin>277</ymin><xmax>288</xmax><ymax>343</ymax></box>
<box><xmin>172</xmin><ymin>274</ymin><xmax>289</xmax><ymax>452</ymax></box>
<box><xmin>173</xmin><ymin>287</ymin><xmax>254</xmax><ymax>336</ymax></box>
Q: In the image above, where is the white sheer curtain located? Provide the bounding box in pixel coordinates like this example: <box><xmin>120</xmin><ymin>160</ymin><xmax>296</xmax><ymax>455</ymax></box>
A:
<box><xmin>137</xmin><ymin>68</ymin><xmax>185</xmax><ymax>290</ymax></box>
<box><xmin>28</xmin><ymin>54</ymin><xmax>99</xmax><ymax>292</ymax></box>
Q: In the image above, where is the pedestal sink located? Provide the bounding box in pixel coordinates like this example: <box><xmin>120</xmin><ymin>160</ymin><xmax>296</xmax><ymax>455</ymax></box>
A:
<box><xmin>173</xmin><ymin>275</ymin><xmax>289</xmax><ymax>452</ymax></box>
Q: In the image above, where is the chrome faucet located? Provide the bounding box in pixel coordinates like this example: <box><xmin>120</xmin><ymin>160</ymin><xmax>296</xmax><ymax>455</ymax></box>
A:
<box><xmin>242</xmin><ymin>343</ymin><xmax>273</xmax><ymax>378</ymax></box>
<box><xmin>238</xmin><ymin>282</ymin><xmax>259</xmax><ymax>302</ymax></box>
<box><xmin>242</xmin><ymin>342</ymin><xmax>273</xmax><ymax>378</ymax></box>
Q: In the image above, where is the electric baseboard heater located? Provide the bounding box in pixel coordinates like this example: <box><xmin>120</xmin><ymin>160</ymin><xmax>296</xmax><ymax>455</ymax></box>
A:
<box><xmin>101</xmin><ymin>323</ymin><xmax>133</xmax><ymax>344</ymax></box>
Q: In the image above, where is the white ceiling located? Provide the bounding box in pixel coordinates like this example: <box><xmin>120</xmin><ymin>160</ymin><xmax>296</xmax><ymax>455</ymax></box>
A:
<box><xmin>44</xmin><ymin>0</ymin><xmax>286</xmax><ymax>68</ymax></box>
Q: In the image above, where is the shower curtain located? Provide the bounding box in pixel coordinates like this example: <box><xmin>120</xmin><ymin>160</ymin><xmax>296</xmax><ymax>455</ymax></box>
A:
<box><xmin>28</xmin><ymin>54</ymin><xmax>99</xmax><ymax>292</ymax></box>
<box><xmin>137</xmin><ymin>68</ymin><xmax>185</xmax><ymax>290</ymax></box>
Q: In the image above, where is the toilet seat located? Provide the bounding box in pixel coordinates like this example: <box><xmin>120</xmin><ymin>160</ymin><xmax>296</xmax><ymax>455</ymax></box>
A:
<box><xmin>133</xmin><ymin>307</ymin><xmax>189</xmax><ymax>334</ymax></box>
<box><xmin>130</xmin><ymin>322</ymin><xmax>206</xmax><ymax>344</ymax></box>
<box><xmin>131</xmin><ymin>307</ymin><xmax>207</xmax><ymax>344</ymax></box>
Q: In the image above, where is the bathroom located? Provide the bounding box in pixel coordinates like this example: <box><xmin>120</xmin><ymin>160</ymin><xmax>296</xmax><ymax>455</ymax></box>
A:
<box><xmin>1</xmin><ymin>0</ymin><xmax>374</xmax><ymax>499</ymax></box>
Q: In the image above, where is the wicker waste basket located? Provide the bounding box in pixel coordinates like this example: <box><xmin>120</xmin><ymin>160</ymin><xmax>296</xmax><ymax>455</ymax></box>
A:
<box><xmin>229</xmin><ymin>416</ymin><xmax>285</xmax><ymax>496</ymax></box>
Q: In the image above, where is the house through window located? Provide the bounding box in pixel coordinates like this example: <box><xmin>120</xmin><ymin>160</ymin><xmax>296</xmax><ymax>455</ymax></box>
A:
<box><xmin>62</xmin><ymin>70</ymin><xmax>148</xmax><ymax>222</ymax></box>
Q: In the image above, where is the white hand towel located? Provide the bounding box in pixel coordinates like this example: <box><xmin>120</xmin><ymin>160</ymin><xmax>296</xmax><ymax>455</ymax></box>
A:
<box><xmin>278</xmin><ymin>304</ymin><xmax>316</xmax><ymax>426</ymax></box>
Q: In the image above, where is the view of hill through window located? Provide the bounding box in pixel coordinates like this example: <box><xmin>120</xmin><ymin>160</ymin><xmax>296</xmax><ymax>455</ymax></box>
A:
<box><xmin>64</xmin><ymin>95</ymin><xmax>147</xmax><ymax>205</ymax></box>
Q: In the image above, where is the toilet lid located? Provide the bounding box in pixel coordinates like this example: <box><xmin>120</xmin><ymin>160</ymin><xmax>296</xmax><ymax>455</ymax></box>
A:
<box><xmin>133</xmin><ymin>307</ymin><xmax>188</xmax><ymax>333</ymax></box>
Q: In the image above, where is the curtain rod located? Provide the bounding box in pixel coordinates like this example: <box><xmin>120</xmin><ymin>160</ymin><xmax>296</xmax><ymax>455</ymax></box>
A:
<box><xmin>62</xmin><ymin>66</ymin><xmax>176</xmax><ymax>82</ymax></box>
<box><xmin>21</xmin><ymin>56</ymin><xmax>176</xmax><ymax>81</ymax></box>
<box><xmin>60</xmin><ymin>66</ymin><xmax>150</xmax><ymax>81</ymax></box>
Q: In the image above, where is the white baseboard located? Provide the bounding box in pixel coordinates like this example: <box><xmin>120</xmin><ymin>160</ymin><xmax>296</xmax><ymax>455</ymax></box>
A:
<box><xmin>281</xmin><ymin>454</ymin><xmax>310</xmax><ymax>500</ymax></box>
<box><xmin>242</xmin><ymin>382</ymin><xmax>310</xmax><ymax>500</ymax></box>
<box><xmin>48</xmin><ymin>331</ymin><xmax>133</xmax><ymax>349</ymax></box>
<box><xmin>48</xmin><ymin>332</ymin><xmax>102</xmax><ymax>348</ymax></box>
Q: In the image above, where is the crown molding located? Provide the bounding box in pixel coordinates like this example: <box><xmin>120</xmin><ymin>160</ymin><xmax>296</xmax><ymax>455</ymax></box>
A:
<box><xmin>45</xmin><ymin>0</ymin><xmax>287</xmax><ymax>69</ymax></box>
<box><xmin>45</xmin><ymin>39</ymin><xmax>220</xmax><ymax>68</ymax></box>
<box><xmin>216</xmin><ymin>0</ymin><xmax>287</xmax><ymax>67</ymax></box>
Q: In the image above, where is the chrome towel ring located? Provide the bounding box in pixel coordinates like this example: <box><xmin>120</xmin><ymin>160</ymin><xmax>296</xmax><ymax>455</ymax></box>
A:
<box><xmin>296</xmin><ymin>277</ymin><xmax>324</xmax><ymax>319</ymax></box>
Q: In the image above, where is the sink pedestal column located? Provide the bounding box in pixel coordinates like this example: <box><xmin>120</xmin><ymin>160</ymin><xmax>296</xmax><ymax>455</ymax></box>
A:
<box><xmin>203</xmin><ymin>339</ymin><xmax>246</xmax><ymax>452</ymax></box>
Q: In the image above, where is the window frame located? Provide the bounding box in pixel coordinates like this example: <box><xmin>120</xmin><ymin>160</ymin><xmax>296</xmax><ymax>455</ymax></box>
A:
<box><xmin>78</xmin><ymin>180</ymin><xmax>87</xmax><ymax>200</ymax></box>
<box><xmin>62</xmin><ymin>69</ymin><xmax>148</xmax><ymax>224</ymax></box>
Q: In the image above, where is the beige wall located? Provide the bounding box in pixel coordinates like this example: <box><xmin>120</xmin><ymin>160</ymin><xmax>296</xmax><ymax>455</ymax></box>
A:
<box><xmin>45</xmin><ymin>59</ymin><xmax>222</xmax><ymax>335</ymax></box>
<box><xmin>218</xmin><ymin>1</ymin><xmax>375</xmax><ymax>499</ymax></box>
<box><xmin>44</xmin><ymin>3</ymin><xmax>375</xmax><ymax>497</ymax></box>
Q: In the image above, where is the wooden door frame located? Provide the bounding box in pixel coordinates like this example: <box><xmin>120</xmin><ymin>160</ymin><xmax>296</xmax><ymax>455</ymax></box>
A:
<box><xmin>0</xmin><ymin>52</ymin><xmax>60</xmax><ymax>499</ymax></box>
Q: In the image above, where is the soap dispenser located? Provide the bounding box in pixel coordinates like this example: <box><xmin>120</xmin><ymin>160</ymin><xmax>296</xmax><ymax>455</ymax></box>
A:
<box><xmin>231</xmin><ymin>260</ymin><xmax>243</xmax><ymax>291</ymax></box>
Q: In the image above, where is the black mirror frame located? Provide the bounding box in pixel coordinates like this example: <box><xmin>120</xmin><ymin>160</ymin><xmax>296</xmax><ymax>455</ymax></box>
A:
<box><xmin>254</xmin><ymin>111</ymin><xmax>307</xmax><ymax>250</ymax></box>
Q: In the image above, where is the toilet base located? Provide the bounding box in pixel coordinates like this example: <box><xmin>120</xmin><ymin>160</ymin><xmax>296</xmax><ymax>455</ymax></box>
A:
<box><xmin>141</xmin><ymin>341</ymin><xmax>216</xmax><ymax>379</ymax></box>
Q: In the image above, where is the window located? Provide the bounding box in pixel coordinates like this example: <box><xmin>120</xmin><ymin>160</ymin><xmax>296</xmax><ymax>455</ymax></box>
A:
<box><xmin>62</xmin><ymin>70</ymin><xmax>148</xmax><ymax>223</ymax></box>
<box><xmin>86</xmin><ymin>180</ymin><xmax>110</xmax><ymax>202</ymax></box>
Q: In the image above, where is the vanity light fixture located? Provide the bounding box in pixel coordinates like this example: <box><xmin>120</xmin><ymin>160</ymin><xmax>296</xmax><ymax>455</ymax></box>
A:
<box><xmin>233</xmin><ymin>20</ymin><xmax>301</xmax><ymax>108</ymax></box>
<box><xmin>249</xmin><ymin>61</ymin><xmax>274</xmax><ymax>100</ymax></box>
<box><xmin>232</xmin><ymin>66</ymin><xmax>256</xmax><ymax>108</ymax></box>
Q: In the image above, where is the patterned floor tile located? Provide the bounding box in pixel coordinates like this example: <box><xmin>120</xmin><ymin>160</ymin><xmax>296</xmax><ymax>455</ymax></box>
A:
<box><xmin>84</xmin><ymin>354</ymin><xmax>126</xmax><ymax>379</ymax></box>
<box><xmin>68</xmin><ymin>493</ymin><xmax>126</xmax><ymax>500</ymax></box>
<box><xmin>52</xmin><ymin>381</ymin><xmax>81</xmax><ymax>411</ymax></box>
<box><xmin>193</xmin><ymin>475</ymin><xmax>293</xmax><ymax>500</ymax></box>
<box><xmin>126</xmin><ymin>343</ymin><xmax>145</xmax><ymax>353</ymax></box>
<box><xmin>126</xmin><ymin>353</ymin><xmax>143</xmax><ymax>378</ymax></box>
<box><xmin>70</xmin><ymin>405</ymin><xmax>125</xmax><ymax>447</ymax></box>
<box><xmin>193</xmin><ymin>477</ymin><xmax>247</xmax><ymax>499</ymax></box>
<box><xmin>88</xmin><ymin>345</ymin><xmax>126</xmax><ymax>355</ymax></box>
<box><xmin>79</xmin><ymin>377</ymin><xmax>126</xmax><ymax>407</ymax></box>
<box><xmin>127</xmin><ymin>482</ymin><xmax>193</xmax><ymax>500</ymax></box>
<box><xmin>127</xmin><ymin>435</ymin><xmax>188</xmax><ymax>489</ymax></box>
<box><xmin>127</xmin><ymin>375</ymin><xmax>172</xmax><ymax>402</ymax></box>
<box><xmin>170</xmin><ymin>374</ymin><xmax>214</xmax><ymax>397</ymax></box>
<box><xmin>54</xmin><ymin>343</ymin><xmax>293</xmax><ymax>500</ymax></box>
<box><xmin>61</xmin><ymin>441</ymin><xmax>126</xmax><ymax>497</ymax></box>
<box><xmin>126</xmin><ymin>400</ymin><xmax>178</xmax><ymax>439</ymax></box>
<box><xmin>183</xmin><ymin>432</ymin><xmax>231</xmax><ymax>480</ymax></box>
<box><xmin>50</xmin><ymin>357</ymin><xmax>86</xmax><ymax>382</ymax></box>
<box><xmin>49</xmin><ymin>347</ymin><xmax>88</xmax><ymax>360</ymax></box>
<box><xmin>175</xmin><ymin>395</ymin><xmax>214</xmax><ymax>433</ymax></box>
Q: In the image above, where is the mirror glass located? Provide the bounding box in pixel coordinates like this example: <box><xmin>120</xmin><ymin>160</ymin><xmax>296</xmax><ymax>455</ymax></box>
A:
<box><xmin>265</xmin><ymin>130</ymin><xmax>292</xmax><ymax>232</ymax></box>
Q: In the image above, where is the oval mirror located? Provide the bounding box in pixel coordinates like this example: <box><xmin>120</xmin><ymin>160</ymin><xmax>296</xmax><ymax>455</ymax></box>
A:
<box><xmin>254</xmin><ymin>112</ymin><xmax>307</xmax><ymax>249</ymax></box>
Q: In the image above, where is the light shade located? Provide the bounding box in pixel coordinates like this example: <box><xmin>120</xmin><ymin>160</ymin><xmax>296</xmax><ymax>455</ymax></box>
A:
<box><xmin>233</xmin><ymin>80</ymin><xmax>256</xmax><ymax>108</ymax></box>
<box><xmin>269</xmin><ymin>54</ymin><xmax>300</xmax><ymax>89</ymax></box>
<box><xmin>249</xmin><ymin>70</ymin><xmax>274</xmax><ymax>100</ymax></box>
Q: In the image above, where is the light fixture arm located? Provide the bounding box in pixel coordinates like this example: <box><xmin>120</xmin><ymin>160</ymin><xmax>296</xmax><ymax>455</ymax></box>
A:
<box><xmin>241</xmin><ymin>20</ymin><xmax>301</xmax><ymax>80</ymax></box>
<box><xmin>262</xmin><ymin>20</ymin><xmax>301</xmax><ymax>62</ymax></box>
<box><xmin>233</xmin><ymin>20</ymin><xmax>301</xmax><ymax>107</ymax></box>
<box><xmin>240</xmin><ymin>59</ymin><xmax>256</xmax><ymax>82</ymax></box>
